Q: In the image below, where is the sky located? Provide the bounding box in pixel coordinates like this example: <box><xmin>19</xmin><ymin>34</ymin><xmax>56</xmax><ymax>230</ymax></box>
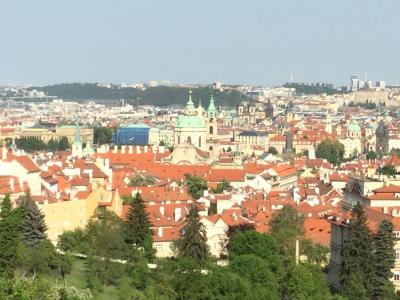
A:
<box><xmin>1</xmin><ymin>0</ymin><xmax>400</xmax><ymax>86</ymax></box>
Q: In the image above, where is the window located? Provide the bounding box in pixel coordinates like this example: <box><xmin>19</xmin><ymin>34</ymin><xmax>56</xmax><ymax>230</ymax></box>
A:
<box><xmin>396</xmin><ymin>249</ymin><xmax>400</xmax><ymax>260</ymax></box>
<box><xmin>394</xmin><ymin>273</ymin><xmax>400</xmax><ymax>281</ymax></box>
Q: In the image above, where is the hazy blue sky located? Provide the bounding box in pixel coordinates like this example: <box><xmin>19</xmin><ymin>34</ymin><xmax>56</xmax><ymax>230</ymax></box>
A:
<box><xmin>1</xmin><ymin>0</ymin><xmax>399</xmax><ymax>86</ymax></box>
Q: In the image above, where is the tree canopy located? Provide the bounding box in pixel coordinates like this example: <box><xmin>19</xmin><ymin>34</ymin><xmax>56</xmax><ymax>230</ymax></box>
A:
<box><xmin>316</xmin><ymin>138</ymin><xmax>345</xmax><ymax>165</ymax></box>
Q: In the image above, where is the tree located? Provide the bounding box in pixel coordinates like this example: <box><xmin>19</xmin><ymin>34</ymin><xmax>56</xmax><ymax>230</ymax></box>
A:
<box><xmin>124</xmin><ymin>193</ymin><xmax>154</xmax><ymax>260</ymax></box>
<box><xmin>270</xmin><ymin>205</ymin><xmax>304</xmax><ymax>256</ymax></box>
<box><xmin>316</xmin><ymin>138</ymin><xmax>345</xmax><ymax>165</ymax></box>
<box><xmin>128</xmin><ymin>175</ymin><xmax>156</xmax><ymax>187</ymax></box>
<box><xmin>184</xmin><ymin>174</ymin><xmax>208</xmax><ymax>200</ymax></box>
<box><xmin>19</xmin><ymin>193</ymin><xmax>47</xmax><ymax>247</ymax></box>
<box><xmin>0</xmin><ymin>194</ymin><xmax>21</xmax><ymax>277</ymax></box>
<box><xmin>213</xmin><ymin>179</ymin><xmax>233</xmax><ymax>194</ymax></box>
<box><xmin>229</xmin><ymin>254</ymin><xmax>280</xmax><ymax>300</ymax></box>
<box><xmin>379</xmin><ymin>164</ymin><xmax>397</xmax><ymax>176</ymax></box>
<box><xmin>94</xmin><ymin>126</ymin><xmax>113</xmax><ymax>145</ymax></box>
<box><xmin>282</xmin><ymin>263</ymin><xmax>332</xmax><ymax>300</ymax></box>
<box><xmin>268</xmin><ymin>146</ymin><xmax>278</xmax><ymax>155</ymax></box>
<box><xmin>366</xmin><ymin>150</ymin><xmax>377</xmax><ymax>160</ymax></box>
<box><xmin>340</xmin><ymin>203</ymin><xmax>375</xmax><ymax>298</ymax></box>
<box><xmin>58</xmin><ymin>137</ymin><xmax>69</xmax><ymax>151</ymax></box>
<box><xmin>175</xmin><ymin>205</ymin><xmax>209</xmax><ymax>265</ymax></box>
<box><xmin>228</xmin><ymin>230</ymin><xmax>280</xmax><ymax>272</ymax></box>
<box><xmin>373</xmin><ymin>219</ymin><xmax>396</xmax><ymax>299</ymax></box>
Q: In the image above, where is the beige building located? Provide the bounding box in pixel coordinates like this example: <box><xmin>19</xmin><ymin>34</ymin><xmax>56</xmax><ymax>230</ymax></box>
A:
<box><xmin>0</xmin><ymin>125</ymin><xmax>93</xmax><ymax>144</ymax></box>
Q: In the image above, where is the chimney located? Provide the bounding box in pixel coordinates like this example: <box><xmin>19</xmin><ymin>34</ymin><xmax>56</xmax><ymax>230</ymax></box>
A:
<box><xmin>384</xmin><ymin>206</ymin><xmax>388</xmax><ymax>214</ymax></box>
<box><xmin>174</xmin><ymin>207</ymin><xmax>182</xmax><ymax>222</ymax></box>
<box><xmin>121</xmin><ymin>145</ymin><xmax>126</xmax><ymax>154</ymax></box>
<box><xmin>203</xmin><ymin>190</ymin><xmax>209</xmax><ymax>197</ymax></box>
<box><xmin>56</xmin><ymin>192</ymin><xmax>61</xmax><ymax>200</ymax></box>
<box><xmin>9</xmin><ymin>178</ymin><xmax>14</xmax><ymax>193</ymax></box>
<box><xmin>1</xmin><ymin>147</ymin><xmax>7</xmax><ymax>160</ymax></box>
<box><xmin>113</xmin><ymin>145</ymin><xmax>118</xmax><ymax>154</ymax></box>
<box><xmin>136</xmin><ymin>145</ymin><xmax>141</xmax><ymax>153</ymax></box>
<box><xmin>160</xmin><ymin>206</ymin><xmax>165</xmax><ymax>216</ymax></box>
<box><xmin>159</xmin><ymin>146</ymin><xmax>165</xmax><ymax>153</ymax></box>
<box><xmin>144</xmin><ymin>145</ymin><xmax>148</xmax><ymax>153</ymax></box>
<box><xmin>128</xmin><ymin>146</ymin><xmax>133</xmax><ymax>154</ymax></box>
<box><xmin>158</xmin><ymin>227</ymin><xmax>163</xmax><ymax>238</ymax></box>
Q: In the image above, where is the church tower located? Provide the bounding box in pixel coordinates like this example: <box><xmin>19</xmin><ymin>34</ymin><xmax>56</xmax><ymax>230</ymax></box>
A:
<box><xmin>184</xmin><ymin>90</ymin><xmax>196</xmax><ymax>116</ymax></box>
<box><xmin>206</xmin><ymin>95</ymin><xmax>218</xmax><ymax>152</ymax></box>
<box><xmin>72</xmin><ymin>111</ymin><xmax>83</xmax><ymax>158</ymax></box>
<box><xmin>376</xmin><ymin>119</ymin><xmax>389</xmax><ymax>154</ymax></box>
<box><xmin>285</xmin><ymin>100</ymin><xmax>295</xmax><ymax>123</ymax></box>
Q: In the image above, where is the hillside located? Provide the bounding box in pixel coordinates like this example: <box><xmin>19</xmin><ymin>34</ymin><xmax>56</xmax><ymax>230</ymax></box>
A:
<box><xmin>33</xmin><ymin>83</ymin><xmax>248</xmax><ymax>107</ymax></box>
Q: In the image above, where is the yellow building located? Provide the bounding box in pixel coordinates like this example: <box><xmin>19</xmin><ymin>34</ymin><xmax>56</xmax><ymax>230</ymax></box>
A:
<box><xmin>37</xmin><ymin>187</ymin><xmax>110</xmax><ymax>242</ymax></box>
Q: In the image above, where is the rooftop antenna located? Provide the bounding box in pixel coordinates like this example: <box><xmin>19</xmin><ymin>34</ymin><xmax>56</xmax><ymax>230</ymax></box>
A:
<box><xmin>290</xmin><ymin>72</ymin><xmax>294</xmax><ymax>83</ymax></box>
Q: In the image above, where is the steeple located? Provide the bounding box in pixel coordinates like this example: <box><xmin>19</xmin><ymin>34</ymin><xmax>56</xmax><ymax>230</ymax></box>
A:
<box><xmin>74</xmin><ymin>112</ymin><xmax>81</xmax><ymax>144</ymax></box>
<box><xmin>72</xmin><ymin>109</ymin><xmax>83</xmax><ymax>158</ymax></box>
<box><xmin>184</xmin><ymin>90</ymin><xmax>196</xmax><ymax>116</ymax></box>
<box><xmin>186</xmin><ymin>90</ymin><xmax>195</xmax><ymax>109</ymax></box>
<box><xmin>207</xmin><ymin>94</ymin><xmax>217</xmax><ymax>118</ymax></box>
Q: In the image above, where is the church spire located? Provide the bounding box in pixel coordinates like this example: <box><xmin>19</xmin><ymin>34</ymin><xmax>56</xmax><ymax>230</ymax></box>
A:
<box><xmin>74</xmin><ymin>110</ymin><xmax>81</xmax><ymax>144</ymax></box>
<box><xmin>207</xmin><ymin>94</ymin><xmax>217</xmax><ymax>118</ymax></box>
<box><xmin>72</xmin><ymin>108</ymin><xmax>83</xmax><ymax>158</ymax></box>
<box><xmin>186</xmin><ymin>90</ymin><xmax>195</xmax><ymax>109</ymax></box>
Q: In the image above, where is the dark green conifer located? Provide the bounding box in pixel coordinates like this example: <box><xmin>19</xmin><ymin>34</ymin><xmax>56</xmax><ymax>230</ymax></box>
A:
<box><xmin>176</xmin><ymin>204</ymin><xmax>209</xmax><ymax>265</ymax></box>
<box><xmin>20</xmin><ymin>192</ymin><xmax>47</xmax><ymax>247</ymax></box>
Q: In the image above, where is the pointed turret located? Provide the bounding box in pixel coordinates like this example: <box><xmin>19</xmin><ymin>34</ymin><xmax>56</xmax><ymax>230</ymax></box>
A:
<box><xmin>207</xmin><ymin>94</ymin><xmax>217</xmax><ymax>118</ymax></box>
<box><xmin>184</xmin><ymin>90</ymin><xmax>196</xmax><ymax>116</ymax></box>
<box><xmin>72</xmin><ymin>110</ymin><xmax>83</xmax><ymax>158</ymax></box>
<box><xmin>186</xmin><ymin>90</ymin><xmax>195</xmax><ymax>109</ymax></box>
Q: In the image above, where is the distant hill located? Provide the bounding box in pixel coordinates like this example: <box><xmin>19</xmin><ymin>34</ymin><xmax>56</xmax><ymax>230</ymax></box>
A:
<box><xmin>283</xmin><ymin>82</ymin><xmax>345</xmax><ymax>95</ymax></box>
<box><xmin>33</xmin><ymin>83</ymin><xmax>248</xmax><ymax>107</ymax></box>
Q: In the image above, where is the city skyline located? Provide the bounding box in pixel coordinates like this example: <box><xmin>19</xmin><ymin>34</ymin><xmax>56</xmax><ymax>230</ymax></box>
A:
<box><xmin>2</xmin><ymin>0</ymin><xmax>400</xmax><ymax>86</ymax></box>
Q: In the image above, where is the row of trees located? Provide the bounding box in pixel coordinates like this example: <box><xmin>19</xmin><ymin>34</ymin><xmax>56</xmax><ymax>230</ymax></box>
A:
<box><xmin>11</xmin><ymin>136</ymin><xmax>69</xmax><ymax>152</ymax></box>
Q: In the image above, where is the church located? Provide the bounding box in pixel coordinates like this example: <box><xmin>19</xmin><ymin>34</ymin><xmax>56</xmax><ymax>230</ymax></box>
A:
<box><xmin>173</xmin><ymin>91</ymin><xmax>219</xmax><ymax>157</ymax></box>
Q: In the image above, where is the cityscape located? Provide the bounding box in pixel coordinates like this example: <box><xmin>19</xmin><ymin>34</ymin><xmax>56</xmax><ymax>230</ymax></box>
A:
<box><xmin>1</xmin><ymin>1</ymin><xmax>400</xmax><ymax>300</ymax></box>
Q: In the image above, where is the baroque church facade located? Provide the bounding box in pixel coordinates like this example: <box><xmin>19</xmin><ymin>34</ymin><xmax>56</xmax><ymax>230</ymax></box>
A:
<box><xmin>174</xmin><ymin>91</ymin><xmax>219</xmax><ymax>154</ymax></box>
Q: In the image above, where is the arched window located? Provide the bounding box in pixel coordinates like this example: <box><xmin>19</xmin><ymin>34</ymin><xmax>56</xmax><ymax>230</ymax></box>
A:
<box><xmin>198</xmin><ymin>136</ymin><xmax>201</xmax><ymax>148</ymax></box>
<box><xmin>209</xmin><ymin>126</ymin><xmax>214</xmax><ymax>134</ymax></box>
<box><xmin>187</xmin><ymin>136</ymin><xmax>192</xmax><ymax>144</ymax></box>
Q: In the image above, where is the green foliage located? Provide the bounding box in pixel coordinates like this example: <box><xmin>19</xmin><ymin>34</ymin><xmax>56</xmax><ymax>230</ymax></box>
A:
<box><xmin>378</xmin><ymin>164</ymin><xmax>397</xmax><ymax>176</ymax></box>
<box><xmin>316</xmin><ymin>138</ymin><xmax>345</xmax><ymax>165</ymax></box>
<box><xmin>124</xmin><ymin>193</ymin><xmax>154</xmax><ymax>260</ymax></box>
<box><xmin>212</xmin><ymin>179</ymin><xmax>233</xmax><ymax>194</ymax></box>
<box><xmin>93</xmin><ymin>127</ymin><xmax>114</xmax><ymax>145</ymax></box>
<box><xmin>176</xmin><ymin>205</ymin><xmax>209</xmax><ymax>265</ymax></box>
<box><xmin>0</xmin><ymin>194</ymin><xmax>21</xmax><ymax>277</ymax></box>
<box><xmin>184</xmin><ymin>174</ymin><xmax>208</xmax><ymax>200</ymax></box>
<box><xmin>34</xmin><ymin>83</ymin><xmax>249</xmax><ymax>107</ymax></box>
<box><xmin>340</xmin><ymin>203</ymin><xmax>375</xmax><ymax>298</ymax></box>
<box><xmin>282</xmin><ymin>263</ymin><xmax>332</xmax><ymax>300</ymax></box>
<box><xmin>270</xmin><ymin>205</ymin><xmax>304</xmax><ymax>256</ymax></box>
<box><xmin>283</xmin><ymin>82</ymin><xmax>343</xmax><ymax>95</ymax></box>
<box><xmin>373</xmin><ymin>219</ymin><xmax>396</xmax><ymax>298</ymax></box>
<box><xmin>58</xmin><ymin>228</ymin><xmax>90</xmax><ymax>254</ymax></box>
<box><xmin>348</xmin><ymin>100</ymin><xmax>377</xmax><ymax>109</ymax></box>
<box><xmin>15</xmin><ymin>136</ymin><xmax>70</xmax><ymax>153</ymax></box>
<box><xmin>128</xmin><ymin>175</ymin><xmax>156</xmax><ymax>187</ymax></box>
<box><xmin>366</xmin><ymin>150</ymin><xmax>377</xmax><ymax>160</ymax></box>
<box><xmin>229</xmin><ymin>254</ymin><xmax>280</xmax><ymax>299</ymax></box>
<box><xmin>19</xmin><ymin>193</ymin><xmax>47</xmax><ymax>248</ymax></box>
<box><xmin>268</xmin><ymin>146</ymin><xmax>278</xmax><ymax>155</ymax></box>
<box><xmin>228</xmin><ymin>231</ymin><xmax>280</xmax><ymax>271</ymax></box>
